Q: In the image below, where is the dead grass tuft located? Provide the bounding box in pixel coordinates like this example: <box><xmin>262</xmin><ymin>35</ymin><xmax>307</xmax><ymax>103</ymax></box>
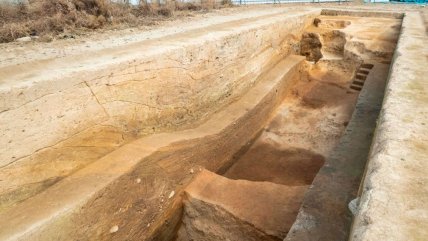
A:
<box><xmin>175</xmin><ymin>2</ymin><xmax>202</xmax><ymax>11</ymax></box>
<box><xmin>157</xmin><ymin>6</ymin><xmax>173</xmax><ymax>17</ymax></box>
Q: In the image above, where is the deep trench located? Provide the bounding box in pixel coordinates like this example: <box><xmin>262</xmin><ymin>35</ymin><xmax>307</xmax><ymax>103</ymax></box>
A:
<box><xmin>172</xmin><ymin>15</ymin><xmax>401</xmax><ymax>241</ymax></box>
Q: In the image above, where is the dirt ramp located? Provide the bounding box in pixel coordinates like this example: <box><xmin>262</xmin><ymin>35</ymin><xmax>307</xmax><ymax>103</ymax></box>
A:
<box><xmin>178</xmin><ymin>170</ymin><xmax>307</xmax><ymax>241</ymax></box>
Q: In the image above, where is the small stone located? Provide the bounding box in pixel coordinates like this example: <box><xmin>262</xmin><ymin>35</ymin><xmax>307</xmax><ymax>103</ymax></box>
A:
<box><xmin>16</xmin><ymin>36</ymin><xmax>32</xmax><ymax>42</ymax></box>
<box><xmin>348</xmin><ymin>197</ymin><xmax>360</xmax><ymax>216</ymax></box>
<box><xmin>147</xmin><ymin>223</ymin><xmax>151</xmax><ymax>227</ymax></box>
<box><xmin>190</xmin><ymin>168</ymin><xmax>194</xmax><ymax>174</ymax></box>
<box><xmin>109</xmin><ymin>225</ymin><xmax>119</xmax><ymax>233</ymax></box>
<box><xmin>168</xmin><ymin>191</ymin><xmax>175</xmax><ymax>199</ymax></box>
<box><xmin>313</xmin><ymin>18</ymin><xmax>321</xmax><ymax>27</ymax></box>
<box><xmin>136</xmin><ymin>178</ymin><xmax>141</xmax><ymax>184</ymax></box>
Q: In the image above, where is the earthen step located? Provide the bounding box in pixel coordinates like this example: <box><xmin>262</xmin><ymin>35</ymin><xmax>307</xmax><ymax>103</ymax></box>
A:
<box><xmin>355</xmin><ymin>74</ymin><xmax>367</xmax><ymax>81</ymax></box>
<box><xmin>224</xmin><ymin>146</ymin><xmax>324</xmax><ymax>186</ymax></box>
<box><xmin>178</xmin><ymin>170</ymin><xmax>307</xmax><ymax>241</ymax></box>
<box><xmin>360</xmin><ymin>63</ymin><xmax>374</xmax><ymax>69</ymax></box>
<box><xmin>357</xmin><ymin>69</ymin><xmax>370</xmax><ymax>75</ymax></box>
<box><xmin>352</xmin><ymin>80</ymin><xmax>365</xmax><ymax>86</ymax></box>
<box><xmin>350</xmin><ymin>85</ymin><xmax>362</xmax><ymax>91</ymax></box>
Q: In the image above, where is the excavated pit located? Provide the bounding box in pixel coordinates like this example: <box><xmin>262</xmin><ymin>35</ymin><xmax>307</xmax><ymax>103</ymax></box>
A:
<box><xmin>176</xmin><ymin>15</ymin><xmax>401</xmax><ymax>241</ymax></box>
<box><xmin>0</xmin><ymin>10</ymin><xmax>403</xmax><ymax>241</ymax></box>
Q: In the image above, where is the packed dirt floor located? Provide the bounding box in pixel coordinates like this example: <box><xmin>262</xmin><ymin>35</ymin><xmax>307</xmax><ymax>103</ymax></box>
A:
<box><xmin>0</xmin><ymin>3</ymin><xmax>427</xmax><ymax>241</ymax></box>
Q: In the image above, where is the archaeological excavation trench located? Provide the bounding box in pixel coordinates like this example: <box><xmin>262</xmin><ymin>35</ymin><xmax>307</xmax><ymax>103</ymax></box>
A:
<box><xmin>0</xmin><ymin>9</ymin><xmax>405</xmax><ymax>241</ymax></box>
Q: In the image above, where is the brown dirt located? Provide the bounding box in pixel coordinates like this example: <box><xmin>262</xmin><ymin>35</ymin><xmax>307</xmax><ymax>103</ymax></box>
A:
<box><xmin>301</xmin><ymin>81</ymin><xmax>351</xmax><ymax>108</ymax></box>
<box><xmin>225</xmin><ymin>145</ymin><xmax>324</xmax><ymax>186</ymax></box>
<box><xmin>300</xmin><ymin>32</ymin><xmax>323</xmax><ymax>62</ymax></box>
<box><xmin>320</xmin><ymin>30</ymin><xmax>346</xmax><ymax>55</ymax></box>
<box><xmin>319</xmin><ymin>19</ymin><xmax>351</xmax><ymax>29</ymax></box>
<box><xmin>180</xmin><ymin>170</ymin><xmax>307</xmax><ymax>241</ymax></box>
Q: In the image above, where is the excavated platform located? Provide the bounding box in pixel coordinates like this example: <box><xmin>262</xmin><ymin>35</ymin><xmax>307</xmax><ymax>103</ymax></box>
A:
<box><xmin>179</xmin><ymin>170</ymin><xmax>306</xmax><ymax>241</ymax></box>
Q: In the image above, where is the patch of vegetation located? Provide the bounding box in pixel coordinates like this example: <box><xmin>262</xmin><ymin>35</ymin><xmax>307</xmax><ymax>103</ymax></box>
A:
<box><xmin>0</xmin><ymin>0</ymin><xmax>231</xmax><ymax>43</ymax></box>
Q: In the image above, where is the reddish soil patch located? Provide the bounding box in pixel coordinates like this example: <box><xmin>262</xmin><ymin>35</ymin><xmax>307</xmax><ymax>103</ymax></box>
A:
<box><xmin>224</xmin><ymin>144</ymin><xmax>325</xmax><ymax>186</ymax></box>
<box><xmin>301</xmin><ymin>81</ymin><xmax>350</xmax><ymax>108</ymax></box>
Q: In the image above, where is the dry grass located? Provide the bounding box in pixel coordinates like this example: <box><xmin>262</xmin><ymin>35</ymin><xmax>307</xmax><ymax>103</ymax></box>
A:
<box><xmin>0</xmin><ymin>0</ymin><xmax>231</xmax><ymax>43</ymax></box>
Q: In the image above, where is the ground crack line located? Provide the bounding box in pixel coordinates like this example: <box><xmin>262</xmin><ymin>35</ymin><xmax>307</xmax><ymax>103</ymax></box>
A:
<box><xmin>84</xmin><ymin>81</ymin><xmax>110</xmax><ymax>118</ymax></box>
